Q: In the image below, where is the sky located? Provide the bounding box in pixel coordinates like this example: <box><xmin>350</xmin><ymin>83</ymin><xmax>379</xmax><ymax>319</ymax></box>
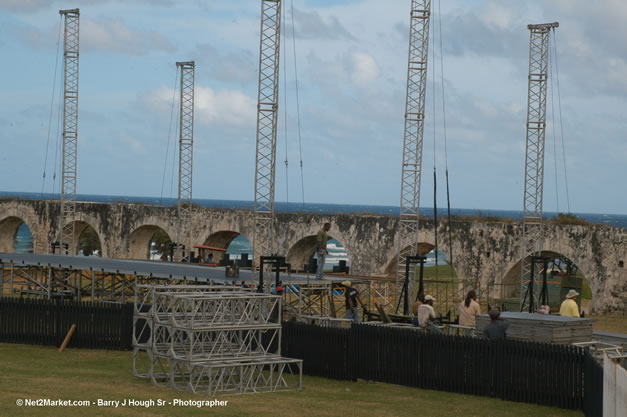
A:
<box><xmin>0</xmin><ymin>0</ymin><xmax>625</xmax><ymax>215</ymax></box>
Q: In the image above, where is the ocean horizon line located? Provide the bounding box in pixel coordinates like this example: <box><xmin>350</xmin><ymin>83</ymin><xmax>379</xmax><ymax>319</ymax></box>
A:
<box><xmin>1</xmin><ymin>191</ymin><xmax>626</xmax><ymax>228</ymax></box>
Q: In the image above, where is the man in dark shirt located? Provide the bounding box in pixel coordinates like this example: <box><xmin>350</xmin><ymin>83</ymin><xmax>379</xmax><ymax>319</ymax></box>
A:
<box><xmin>342</xmin><ymin>280</ymin><xmax>364</xmax><ymax>323</ymax></box>
<box><xmin>483</xmin><ymin>308</ymin><xmax>510</xmax><ymax>340</ymax></box>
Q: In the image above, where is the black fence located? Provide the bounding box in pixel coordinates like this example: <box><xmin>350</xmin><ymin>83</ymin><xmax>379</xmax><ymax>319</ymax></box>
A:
<box><xmin>282</xmin><ymin>322</ymin><xmax>603</xmax><ymax>413</ymax></box>
<box><xmin>583</xmin><ymin>351</ymin><xmax>603</xmax><ymax>417</ymax></box>
<box><xmin>0</xmin><ymin>299</ymin><xmax>605</xmax><ymax>415</ymax></box>
<box><xmin>0</xmin><ymin>297</ymin><xmax>133</xmax><ymax>350</ymax></box>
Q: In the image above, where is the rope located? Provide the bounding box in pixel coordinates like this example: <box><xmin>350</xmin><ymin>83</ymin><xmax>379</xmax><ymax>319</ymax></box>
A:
<box><xmin>289</xmin><ymin>0</ymin><xmax>305</xmax><ymax>208</ymax></box>
<box><xmin>52</xmin><ymin>66</ymin><xmax>64</xmax><ymax>196</ymax></box>
<box><xmin>41</xmin><ymin>15</ymin><xmax>63</xmax><ymax>197</ymax></box>
<box><xmin>548</xmin><ymin>41</ymin><xmax>560</xmax><ymax>213</ymax></box>
<box><xmin>437</xmin><ymin>0</ymin><xmax>454</xmax><ymax>268</ymax></box>
<box><xmin>282</xmin><ymin>0</ymin><xmax>289</xmax><ymax>206</ymax></box>
<box><xmin>169</xmin><ymin>99</ymin><xmax>180</xmax><ymax>200</ymax></box>
<box><xmin>553</xmin><ymin>28</ymin><xmax>571</xmax><ymax>213</ymax></box>
<box><xmin>431</xmin><ymin>14</ymin><xmax>438</xmax><ymax>280</ymax></box>
<box><xmin>160</xmin><ymin>67</ymin><xmax>179</xmax><ymax>204</ymax></box>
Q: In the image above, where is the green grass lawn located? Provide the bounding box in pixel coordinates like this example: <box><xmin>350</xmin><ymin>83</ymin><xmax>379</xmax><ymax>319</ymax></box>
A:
<box><xmin>0</xmin><ymin>344</ymin><xmax>583</xmax><ymax>417</ymax></box>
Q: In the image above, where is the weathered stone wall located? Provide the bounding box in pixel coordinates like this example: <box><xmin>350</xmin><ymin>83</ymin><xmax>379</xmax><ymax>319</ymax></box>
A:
<box><xmin>0</xmin><ymin>199</ymin><xmax>624</xmax><ymax>314</ymax></box>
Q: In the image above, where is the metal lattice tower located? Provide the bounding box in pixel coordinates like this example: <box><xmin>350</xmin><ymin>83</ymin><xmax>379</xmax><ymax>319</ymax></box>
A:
<box><xmin>58</xmin><ymin>9</ymin><xmax>80</xmax><ymax>255</ymax></box>
<box><xmin>253</xmin><ymin>0</ymin><xmax>282</xmax><ymax>267</ymax></box>
<box><xmin>395</xmin><ymin>0</ymin><xmax>432</xmax><ymax>305</ymax></box>
<box><xmin>175</xmin><ymin>62</ymin><xmax>195</xmax><ymax>262</ymax></box>
<box><xmin>520</xmin><ymin>23</ymin><xmax>559</xmax><ymax>312</ymax></box>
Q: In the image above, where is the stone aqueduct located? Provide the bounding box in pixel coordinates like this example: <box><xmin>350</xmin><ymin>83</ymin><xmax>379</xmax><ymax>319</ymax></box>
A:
<box><xmin>0</xmin><ymin>199</ymin><xmax>625</xmax><ymax>314</ymax></box>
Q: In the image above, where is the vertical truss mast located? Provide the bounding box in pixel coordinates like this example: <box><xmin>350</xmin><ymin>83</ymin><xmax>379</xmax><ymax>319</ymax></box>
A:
<box><xmin>58</xmin><ymin>8</ymin><xmax>80</xmax><ymax>255</ymax></box>
<box><xmin>253</xmin><ymin>0</ymin><xmax>282</xmax><ymax>267</ymax></box>
<box><xmin>176</xmin><ymin>61</ymin><xmax>195</xmax><ymax>262</ymax></box>
<box><xmin>396</xmin><ymin>0</ymin><xmax>432</xmax><ymax>304</ymax></box>
<box><xmin>520</xmin><ymin>22</ymin><xmax>559</xmax><ymax>312</ymax></box>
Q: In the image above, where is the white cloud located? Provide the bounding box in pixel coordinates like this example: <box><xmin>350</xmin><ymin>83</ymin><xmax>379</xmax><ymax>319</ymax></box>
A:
<box><xmin>82</xmin><ymin>18</ymin><xmax>175</xmax><ymax>56</ymax></box>
<box><xmin>350</xmin><ymin>51</ymin><xmax>379</xmax><ymax>84</ymax></box>
<box><xmin>480</xmin><ymin>1</ymin><xmax>516</xmax><ymax>30</ymax></box>
<box><xmin>144</xmin><ymin>85</ymin><xmax>256</xmax><ymax>128</ymax></box>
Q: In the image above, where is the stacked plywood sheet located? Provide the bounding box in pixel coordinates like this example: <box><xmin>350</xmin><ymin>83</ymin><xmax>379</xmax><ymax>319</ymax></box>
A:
<box><xmin>475</xmin><ymin>312</ymin><xmax>594</xmax><ymax>344</ymax></box>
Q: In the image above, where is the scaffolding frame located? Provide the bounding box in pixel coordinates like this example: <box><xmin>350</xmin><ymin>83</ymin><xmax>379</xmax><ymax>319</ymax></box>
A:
<box><xmin>253</xmin><ymin>0</ymin><xmax>282</xmax><ymax>266</ymax></box>
<box><xmin>133</xmin><ymin>283</ymin><xmax>302</xmax><ymax>395</ymax></box>
<box><xmin>396</xmin><ymin>0</ymin><xmax>432</xmax><ymax>305</ymax></box>
<box><xmin>520</xmin><ymin>23</ymin><xmax>559</xmax><ymax>312</ymax></box>
<box><xmin>175</xmin><ymin>61</ymin><xmax>195</xmax><ymax>262</ymax></box>
<box><xmin>58</xmin><ymin>9</ymin><xmax>80</xmax><ymax>254</ymax></box>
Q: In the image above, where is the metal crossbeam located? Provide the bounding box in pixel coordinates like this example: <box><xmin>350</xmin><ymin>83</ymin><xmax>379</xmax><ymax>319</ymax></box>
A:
<box><xmin>59</xmin><ymin>9</ymin><xmax>80</xmax><ymax>255</ymax></box>
<box><xmin>520</xmin><ymin>22</ymin><xmax>559</xmax><ymax>312</ymax></box>
<box><xmin>176</xmin><ymin>61</ymin><xmax>195</xmax><ymax>262</ymax></box>
<box><xmin>396</xmin><ymin>0</ymin><xmax>432</xmax><ymax>306</ymax></box>
<box><xmin>253</xmin><ymin>0</ymin><xmax>282</xmax><ymax>267</ymax></box>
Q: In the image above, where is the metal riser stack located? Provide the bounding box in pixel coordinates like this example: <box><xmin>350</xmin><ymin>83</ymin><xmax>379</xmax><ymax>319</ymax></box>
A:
<box><xmin>132</xmin><ymin>284</ymin><xmax>302</xmax><ymax>395</ymax></box>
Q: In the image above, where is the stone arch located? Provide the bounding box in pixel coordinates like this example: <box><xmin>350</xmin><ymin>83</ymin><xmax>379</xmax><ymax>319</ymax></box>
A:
<box><xmin>57</xmin><ymin>214</ymin><xmax>107</xmax><ymax>257</ymax></box>
<box><xmin>0</xmin><ymin>216</ymin><xmax>34</xmax><ymax>253</ymax></box>
<box><xmin>75</xmin><ymin>222</ymin><xmax>102</xmax><ymax>257</ymax></box>
<box><xmin>201</xmin><ymin>231</ymin><xmax>253</xmax><ymax>264</ymax></box>
<box><xmin>500</xmin><ymin>250</ymin><xmax>593</xmax><ymax>313</ymax></box>
<box><xmin>128</xmin><ymin>225</ymin><xmax>173</xmax><ymax>260</ymax></box>
<box><xmin>286</xmin><ymin>234</ymin><xmax>352</xmax><ymax>273</ymax></box>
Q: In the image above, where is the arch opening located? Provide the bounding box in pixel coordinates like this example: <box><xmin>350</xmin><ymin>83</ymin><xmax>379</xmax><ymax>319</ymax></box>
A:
<box><xmin>129</xmin><ymin>226</ymin><xmax>172</xmax><ymax>261</ymax></box>
<box><xmin>0</xmin><ymin>217</ymin><xmax>33</xmax><ymax>253</ymax></box>
<box><xmin>201</xmin><ymin>231</ymin><xmax>252</xmax><ymax>266</ymax></box>
<box><xmin>499</xmin><ymin>251</ymin><xmax>592</xmax><ymax>314</ymax></box>
<box><xmin>286</xmin><ymin>235</ymin><xmax>350</xmax><ymax>274</ymax></box>
<box><xmin>384</xmin><ymin>244</ymin><xmax>463</xmax><ymax>316</ymax></box>
<box><xmin>76</xmin><ymin>222</ymin><xmax>102</xmax><ymax>256</ymax></box>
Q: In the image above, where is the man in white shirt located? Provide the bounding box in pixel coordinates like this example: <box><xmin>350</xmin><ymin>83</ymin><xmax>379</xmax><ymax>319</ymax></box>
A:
<box><xmin>417</xmin><ymin>294</ymin><xmax>442</xmax><ymax>334</ymax></box>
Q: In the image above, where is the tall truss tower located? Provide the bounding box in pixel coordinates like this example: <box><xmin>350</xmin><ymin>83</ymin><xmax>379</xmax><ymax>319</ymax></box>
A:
<box><xmin>58</xmin><ymin>8</ymin><xmax>80</xmax><ymax>255</ymax></box>
<box><xmin>520</xmin><ymin>23</ymin><xmax>559</xmax><ymax>312</ymax></box>
<box><xmin>175</xmin><ymin>61</ymin><xmax>195</xmax><ymax>262</ymax></box>
<box><xmin>395</xmin><ymin>0</ymin><xmax>432</xmax><ymax>304</ymax></box>
<box><xmin>253</xmin><ymin>0</ymin><xmax>282</xmax><ymax>266</ymax></box>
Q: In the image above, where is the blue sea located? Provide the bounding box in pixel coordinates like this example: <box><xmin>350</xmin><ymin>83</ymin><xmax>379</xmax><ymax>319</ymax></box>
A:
<box><xmin>4</xmin><ymin>191</ymin><xmax>626</xmax><ymax>268</ymax></box>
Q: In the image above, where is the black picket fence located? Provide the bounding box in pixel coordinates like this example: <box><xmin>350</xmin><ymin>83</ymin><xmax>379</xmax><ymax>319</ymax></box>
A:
<box><xmin>0</xmin><ymin>299</ymin><xmax>604</xmax><ymax>415</ymax></box>
<box><xmin>582</xmin><ymin>351</ymin><xmax>603</xmax><ymax>417</ymax></box>
<box><xmin>281</xmin><ymin>322</ymin><xmax>603</xmax><ymax>413</ymax></box>
<box><xmin>0</xmin><ymin>297</ymin><xmax>133</xmax><ymax>350</ymax></box>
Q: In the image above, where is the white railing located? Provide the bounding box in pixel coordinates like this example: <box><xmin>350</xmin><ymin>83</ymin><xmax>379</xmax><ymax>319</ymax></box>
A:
<box><xmin>603</xmin><ymin>353</ymin><xmax>627</xmax><ymax>417</ymax></box>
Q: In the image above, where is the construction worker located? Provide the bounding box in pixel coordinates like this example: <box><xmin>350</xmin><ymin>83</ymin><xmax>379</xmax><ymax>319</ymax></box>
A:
<box><xmin>343</xmin><ymin>280</ymin><xmax>365</xmax><ymax>323</ymax></box>
<box><xmin>559</xmin><ymin>289</ymin><xmax>580</xmax><ymax>317</ymax></box>
<box><xmin>315</xmin><ymin>222</ymin><xmax>331</xmax><ymax>279</ymax></box>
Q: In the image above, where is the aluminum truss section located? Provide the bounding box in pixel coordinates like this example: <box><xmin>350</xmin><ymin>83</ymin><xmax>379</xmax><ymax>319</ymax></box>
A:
<box><xmin>253</xmin><ymin>0</ymin><xmax>282</xmax><ymax>265</ymax></box>
<box><xmin>153</xmin><ymin>324</ymin><xmax>281</xmax><ymax>362</ymax></box>
<box><xmin>58</xmin><ymin>9</ymin><xmax>80</xmax><ymax>255</ymax></box>
<box><xmin>153</xmin><ymin>293</ymin><xmax>281</xmax><ymax>328</ymax></box>
<box><xmin>520</xmin><ymin>23</ymin><xmax>558</xmax><ymax>312</ymax></box>
<box><xmin>395</xmin><ymin>0</ymin><xmax>432</xmax><ymax>306</ymax></box>
<box><xmin>133</xmin><ymin>283</ymin><xmax>301</xmax><ymax>396</ymax></box>
<box><xmin>175</xmin><ymin>61</ymin><xmax>195</xmax><ymax>262</ymax></box>
<box><xmin>133</xmin><ymin>284</ymin><xmax>244</xmax><ymax>349</ymax></box>
<box><xmin>152</xmin><ymin>356</ymin><xmax>302</xmax><ymax>395</ymax></box>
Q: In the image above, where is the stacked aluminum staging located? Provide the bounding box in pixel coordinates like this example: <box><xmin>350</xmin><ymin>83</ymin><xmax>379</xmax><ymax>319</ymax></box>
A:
<box><xmin>133</xmin><ymin>284</ymin><xmax>302</xmax><ymax>395</ymax></box>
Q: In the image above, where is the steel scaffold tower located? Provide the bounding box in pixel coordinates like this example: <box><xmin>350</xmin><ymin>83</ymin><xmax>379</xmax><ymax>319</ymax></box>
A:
<box><xmin>175</xmin><ymin>61</ymin><xmax>195</xmax><ymax>262</ymax></box>
<box><xmin>58</xmin><ymin>9</ymin><xmax>80</xmax><ymax>255</ymax></box>
<box><xmin>520</xmin><ymin>22</ymin><xmax>559</xmax><ymax>312</ymax></box>
<box><xmin>253</xmin><ymin>0</ymin><xmax>282</xmax><ymax>269</ymax></box>
<box><xmin>395</xmin><ymin>0</ymin><xmax>432</xmax><ymax>305</ymax></box>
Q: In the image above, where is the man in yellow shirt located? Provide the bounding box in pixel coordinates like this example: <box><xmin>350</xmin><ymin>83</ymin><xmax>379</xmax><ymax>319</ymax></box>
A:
<box><xmin>559</xmin><ymin>289</ymin><xmax>580</xmax><ymax>317</ymax></box>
